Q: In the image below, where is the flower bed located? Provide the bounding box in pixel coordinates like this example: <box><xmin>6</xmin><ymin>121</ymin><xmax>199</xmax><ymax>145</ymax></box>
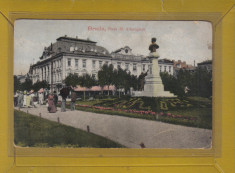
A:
<box><xmin>157</xmin><ymin>112</ymin><xmax>198</xmax><ymax>121</ymax></box>
<box><xmin>57</xmin><ymin>96</ymin><xmax>212</xmax><ymax>128</ymax></box>
<box><xmin>76</xmin><ymin>104</ymin><xmax>156</xmax><ymax>116</ymax></box>
<box><xmin>61</xmin><ymin>102</ymin><xmax>198</xmax><ymax>122</ymax></box>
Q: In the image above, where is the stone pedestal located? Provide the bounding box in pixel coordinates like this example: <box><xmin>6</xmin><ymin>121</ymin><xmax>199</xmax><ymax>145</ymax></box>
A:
<box><xmin>133</xmin><ymin>56</ymin><xmax>175</xmax><ymax>97</ymax></box>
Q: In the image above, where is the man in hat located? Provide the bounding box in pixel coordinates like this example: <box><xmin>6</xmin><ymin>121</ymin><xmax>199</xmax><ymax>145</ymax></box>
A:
<box><xmin>60</xmin><ymin>87</ymin><xmax>70</xmax><ymax>112</ymax></box>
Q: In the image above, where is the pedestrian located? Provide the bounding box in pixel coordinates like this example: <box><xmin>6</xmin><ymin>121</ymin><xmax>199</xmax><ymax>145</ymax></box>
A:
<box><xmin>14</xmin><ymin>91</ymin><xmax>19</xmax><ymax>107</ymax></box>
<box><xmin>25</xmin><ymin>92</ymin><xmax>31</xmax><ymax>108</ymax></box>
<box><xmin>70</xmin><ymin>88</ymin><xmax>77</xmax><ymax>111</ymax></box>
<box><xmin>53</xmin><ymin>91</ymin><xmax>58</xmax><ymax>109</ymax></box>
<box><xmin>30</xmin><ymin>90</ymin><xmax>36</xmax><ymax>108</ymax></box>
<box><xmin>60</xmin><ymin>87</ymin><xmax>70</xmax><ymax>112</ymax></box>
<box><xmin>17</xmin><ymin>91</ymin><xmax>24</xmax><ymax>108</ymax></box>
<box><xmin>47</xmin><ymin>93</ymin><xmax>56</xmax><ymax>113</ymax></box>
<box><xmin>184</xmin><ymin>86</ymin><xmax>190</xmax><ymax>95</ymax></box>
<box><xmin>23</xmin><ymin>91</ymin><xmax>27</xmax><ymax>106</ymax></box>
<box><xmin>38</xmin><ymin>88</ymin><xmax>44</xmax><ymax>105</ymax></box>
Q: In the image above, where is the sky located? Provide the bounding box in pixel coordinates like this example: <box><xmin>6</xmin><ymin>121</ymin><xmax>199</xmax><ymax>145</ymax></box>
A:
<box><xmin>14</xmin><ymin>20</ymin><xmax>212</xmax><ymax>75</ymax></box>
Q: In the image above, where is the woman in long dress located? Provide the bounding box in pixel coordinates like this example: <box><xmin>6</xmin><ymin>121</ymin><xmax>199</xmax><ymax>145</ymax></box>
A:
<box><xmin>47</xmin><ymin>93</ymin><xmax>57</xmax><ymax>113</ymax></box>
<box><xmin>25</xmin><ymin>93</ymin><xmax>31</xmax><ymax>107</ymax></box>
<box><xmin>23</xmin><ymin>91</ymin><xmax>27</xmax><ymax>106</ymax></box>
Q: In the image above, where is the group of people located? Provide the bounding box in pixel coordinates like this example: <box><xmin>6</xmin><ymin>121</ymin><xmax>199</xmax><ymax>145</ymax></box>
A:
<box><xmin>14</xmin><ymin>89</ymin><xmax>58</xmax><ymax>112</ymax></box>
<box><xmin>59</xmin><ymin>87</ymin><xmax>77</xmax><ymax>112</ymax></box>
<box><xmin>14</xmin><ymin>86</ymin><xmax>77</xmax><ymax>114</ymax></box>
<box><xmin>14</xmin><ymin>90</ymin><xmax>40</xmax><ymax>108</ymax></box>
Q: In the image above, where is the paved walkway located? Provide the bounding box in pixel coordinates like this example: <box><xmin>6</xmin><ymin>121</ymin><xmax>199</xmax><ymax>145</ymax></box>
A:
<box><xmin>17</xmin><ymin>105</ymin><xmax>212</xmax><ymax>148</ymax></box>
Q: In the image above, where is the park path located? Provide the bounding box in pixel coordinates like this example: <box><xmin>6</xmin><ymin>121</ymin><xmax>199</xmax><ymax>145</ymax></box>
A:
<box><xmin>17</xmin><ymin>105</ymin><xmax>212</xmax><ymax>148</ymax></box>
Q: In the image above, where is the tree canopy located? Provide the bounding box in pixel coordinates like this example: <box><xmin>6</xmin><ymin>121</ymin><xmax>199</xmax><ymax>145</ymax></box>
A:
<box><xmin>160</xmin><ymin>68</ymin><xmax>212</xmax><ymax>97</ymax></box>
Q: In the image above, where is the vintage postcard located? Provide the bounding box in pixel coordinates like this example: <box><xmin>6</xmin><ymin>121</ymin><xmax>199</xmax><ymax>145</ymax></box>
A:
<box><xmin>13</xmin><ymin>20</ymin><xmax>212</xmax><ymax>148</ymax></box>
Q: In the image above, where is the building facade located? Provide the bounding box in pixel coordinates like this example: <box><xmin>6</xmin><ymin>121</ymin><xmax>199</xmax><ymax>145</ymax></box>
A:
<box><xmin>172</xmin><ymin>60</ymin><xmax>196</xmax><ymax>76</ymax></box>
<box><xmin>197</xmin><ymin>60</ymin><xmax>212</xmax><ymax>72</ymax></box>
<box><xmin>28</xmin><ymin>36</ymin><xmax>174</xmax><ymax>91</ymax></box>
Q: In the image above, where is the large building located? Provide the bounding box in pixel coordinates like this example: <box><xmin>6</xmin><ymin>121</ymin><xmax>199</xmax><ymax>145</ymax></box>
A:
<box><xmin>172</xmin><ymin>60</ymin><xmax>196</xmax><ymax>76</ymax></box>
<box><xmin>28</xmin><ymin>36</ymin><xmax>174</xmax><ymax>91</ymax></box>
<box><xmin>197</xmin><ymin>60</ymin><xmax>212</xmax><ymax>72</ymax></box>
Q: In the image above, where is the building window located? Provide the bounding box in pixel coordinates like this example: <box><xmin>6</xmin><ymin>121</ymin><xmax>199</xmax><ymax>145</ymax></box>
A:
<box><xmin>125</xmin><ymin>63</ymin><xmax>129</xmax><ymax>70</ymax></box>
<box><xmin>164</xmin><ymin>66</ymin><xmax>167</xmax><ymax>72</ymax></box>
<box><xmin>58</xmin><ymin>73</ymin><xmax>61</xmax><ymax>81</ymax></box>
<box><xmin>92</xmin><ymin>60</ymin><xmax>96</xmax><ymax>68</ymax></box>
<box><xmin>160</xmin><ymin>65</ymin><xmax>162</xmax><ymax>72</ymax></box>
<box><xmin>143</xmin><ymin>64</ymin><xmax>145</xmax><ymax>71</ymax></box>
<box><xmin>67</xmin><ymin>58</ymin><xmax>71</xmax><ymax>67</ymax></box>
<box><xmin>133</xmin><ymin>63</ymin><xmax>137</xmax><ymax>71</ymax></box>
<box><xmin>169</xmin><ymin>66</ymin><xmax>171</xmax><ymax>73</ymax></box>
<box><xmin>70</xmin><ymin>47</ymin><xmax>74</xmax><ymax>52</ymax></box>
<box><xmin>117</xmin><ymin>62</ymin><xmax>121</xmax><ymax>69</ymax></box>
<box><xmin>105</xmin><ymin>61</ymin><xmax>109</xmax><ymax>65</ymax></box>
<box><xmin>99</xmin><ymin>61</ymin><xmax>102</xmax><ymax>68</ymax></box>
<box><xmin>82</xmin><ymin>59</ymin><xmax>86</xmax><ymax>68</ymax></box>
<box><xmin>148</xmin><ymin>65</ymin><xmax>152</xmax><ymax>74</ymax></box>
<box><xmin>92</xmin><ymin>74</ymin><xmax>96</xmax><ymax>78</ymax></box>
<box><xmin>75</xmin><ymin>59</ymin><xmax>78</xmax><ymax>68</ymax></box>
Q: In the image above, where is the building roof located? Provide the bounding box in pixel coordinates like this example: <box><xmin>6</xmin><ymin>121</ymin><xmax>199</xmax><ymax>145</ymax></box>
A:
<box><xmin>113</xmin><ymin>46</ymin><xmax>132</xmax><ymax>53</ymax></box>
<box><xmin>198</xmin><ymin>60</ymin><xmax>212</xmax><ymax>65</ymax></box>
<box><xmin>173</xmin><ymin>60</ymin><xmax>194</xmax><ymax>69</ymax></box>
<box><xmin>36</xmin><ymin>36</ymin><xmax>111</xmax><ymax>64</ymax></box>
<box><xmin>56</xmin><ymin>36</ymin><xmax>97</xmax><ymax>44</ymax></box>
<box><xmin>158</xmin><ymin>59</ymin><xmax>174</xmax><ymax>64</ymax></box>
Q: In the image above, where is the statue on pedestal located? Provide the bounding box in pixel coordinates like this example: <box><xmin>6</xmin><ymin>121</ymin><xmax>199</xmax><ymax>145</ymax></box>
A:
<box><xmin>149</xmin><ymin>37</ymin><xmax>159</xmax><ymax>58</ymax></box>
<box><xmin>132</xmin><ymin>37</ymin><xmax>175</xmax><ymax>97</ymax></box>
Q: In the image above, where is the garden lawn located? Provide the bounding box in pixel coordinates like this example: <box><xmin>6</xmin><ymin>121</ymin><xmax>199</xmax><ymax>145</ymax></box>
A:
<box><xmin>14</xmin><ymin>110</ymin><xmax>125</xmax><ymax>148</ymax></box>
<box><xmin>74</xmin><ymin>96</ymin><xmax>212</xmax><ymax>129</ymax></box>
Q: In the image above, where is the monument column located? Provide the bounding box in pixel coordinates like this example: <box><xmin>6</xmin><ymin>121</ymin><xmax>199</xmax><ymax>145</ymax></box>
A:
<box><xmin>133</xmin><ymin>37</ymin><xmax>175</xmax><ymax>97</ymax></box>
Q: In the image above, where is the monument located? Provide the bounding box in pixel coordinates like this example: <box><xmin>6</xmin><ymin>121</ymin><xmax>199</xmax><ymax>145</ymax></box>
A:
<box><xmin>133</xmin><ymin>38</ymin><xmax>175</xmax><ymax>97</ymax></box>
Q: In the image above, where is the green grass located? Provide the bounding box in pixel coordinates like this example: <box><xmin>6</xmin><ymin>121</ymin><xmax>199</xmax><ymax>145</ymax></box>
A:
<box><xmin>74</xmin><ymin>96</ymin><xmax>212</xmax><ymax>129</ymax></box>
<box><xmin>14</xmin><ymin>110</ymin><xmax>125</xmax><ymax>148</ymax></box>
<box><xmin>165</xmin><ymin>108</ymin><xmax>212</xmax><ymax>129</ymax></box>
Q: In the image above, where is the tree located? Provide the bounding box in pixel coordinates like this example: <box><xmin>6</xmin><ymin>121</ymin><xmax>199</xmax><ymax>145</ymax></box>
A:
<box><xmin>190</xmin><ymin>68</ymin><xmax>212</xmax><ymax>97</ymax></box>
<box><xmin>98</xmin><ymin>64</ymin><xmax>114</xmax><ymax>95</ymax></box>
<box><xmin>160</xmin><ymin>68</ymin><xmax>212</xmax><ymax>98</ymax></box>
<box><xmin>32</xmin><ymin>80</ymin><xmax>50</xmax><ymax>92</ymax></box>
<box><xmin>20</xmin><ymin>77</ymin><xmax>33</xmax><ymax>91</ymax></box>
<box><xmin>79</xmin><ymin>74</ymin><xmax>96</xmax><ymax>100</ymax></box>
<box><xmin>112</xmin><ymin>68</ymin><xmax>126</xmax><ymax>97</ymax></box>
<box><xmin>160</xmin><ymin>72</ymin><xmax>184</xmax><ymax>96</ymax></box>
<box><xmin>14</xmin><ymin>75</ymin><xmax>21</xmax><ymax>92</ymax></box>
<box><xmin>64</xmin><ymin>73</ymin><xmax>79</xmax><ymax>87</ymax></box>
<box><xmin>130</xmin><ymin>74</ymin><xmax>138</xmax><ymax>91</ymax></box>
